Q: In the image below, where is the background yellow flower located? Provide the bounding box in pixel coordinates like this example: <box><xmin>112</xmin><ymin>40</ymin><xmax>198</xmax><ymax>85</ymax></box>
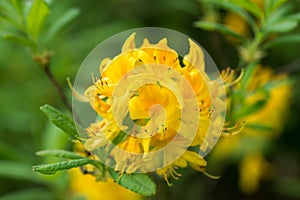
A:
<box><xmin>69</xmin><ymin>168</ymin><xmax>142</xmax><ymax>200</ymax></box>
<box><xmin>210</xmin><ymin>66</ymin><xmax>292</xmax><ymax>194</ymax></box>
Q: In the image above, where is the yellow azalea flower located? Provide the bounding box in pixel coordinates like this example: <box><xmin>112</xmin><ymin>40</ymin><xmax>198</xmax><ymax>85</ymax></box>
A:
<box><xmin>79</xmin><ymin>32</ymin><xmax>229</xmax><ymax>184</ymax></box>
<box><xmin>239</xmin><ymin>152</ymin><xmax>272</xmax><ymax>194</ymax></box>
<box><xmin>210</xmin><ymin>65</ymin><xmax>291</xmax><ymax>193</ymax></box>
<box><xmin>69</xmin><ymin>142</ymin><xmax>142</xmax><ymax>200</ymax></box>
<box><xmin>84</xmin><ymin>120</ymin><xmax>121</xmax><ymax>151</ymax></box>
<box><xmin>69</xmin><ymin>166</ymin><xmax>142</xmax><ymax>200</ymax></box>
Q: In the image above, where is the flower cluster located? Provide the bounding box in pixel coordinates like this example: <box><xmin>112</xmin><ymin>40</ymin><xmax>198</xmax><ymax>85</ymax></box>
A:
<box><xmin>211</xmin><ymin>65</ymin><xmax>291</xmax><ymax>193</ymax></box>
<box><xmin>77</xmin><ymin>33</ymin><xmax>235</xmax><ymax>184</ymax></box>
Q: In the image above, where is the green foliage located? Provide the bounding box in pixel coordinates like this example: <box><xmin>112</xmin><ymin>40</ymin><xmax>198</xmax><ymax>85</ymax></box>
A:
<box><xmin>40</xmin><ymin>104</ymin><xmax>80</xmax><ymax>139</ymax></box>
<box><xmin>0</xmin><ymin>0</ymin><xmax>79</xmax><ymax>54</ymax></box>
<box><xmin>246</xmin><ymin>123</ymin><xmax>273</xmax><ymax>131</ymax></box>
<box><xmin>233</xmin><ymin>99</ymin><xmax>267</xmax><ymax>120</ymax></box>
<box><xmin>231</xmin><ymin>0</ymin><xmax>262</xmax><ymax>18</ymax></box>
<box><xmin>36</xmin><ymin>149</ymin><xmax>84</xmax><ymax>159</ymax></box>
<box><xmin>0</xmin><ymin>188</ymin><xmax>53</xmax><ymax>200</ymax></box>
<box><xmin>34</xmin><ymin>148</ymin><xmax>158</xmax><ymax>195</ymax></box>
<box><xmin>194</xmin><ymin>21</ymin><xmax>246</xmax><ymax>41</ymax></box>
<box><xmin>27</xmin><ymin>0</ymin><xmax>49</xmax><ymax>40</ymax></box>
<box><xmin>196</xmin><ymin>0</ymin><xmax>300</xmax><ymax>65</ymax></box>
<box><xmin>109</xmin><ymin>169</ymin><xmax>157</xmax><ymax>196</ymax></box>
<box><xmin>0</xmin><ymin>0</ymin><xmax>299</xmax><ymax>199</ymax></box>
<box><xmin>44</xmin><ymin>8</ymin><xmax>79</xmax><ymax>42</ymax></box>
<box><xmin>202</xmin><ymin>0</ymin><xmax>256</xmax><ymax>29</ymax></box>
<box><xmin>239</xmin><ymin>63</ymin><xmax>257</xmax><ymax>89</ymax></box>
<box><xmin>264</xmin><ymin>34</ymin><xmax>300</xmax><ymax>48</ymax></box>
<box><xmin>0</xmin><ymin>161</ymin><xmax>44</xmax><ymax>183</ymax></box>
<box><xmin>33</xmin><ymin>158</ymin><xmax>97</xmax><ymax>175</ymax></box>
<box><xmin>1</xmin><ymin>32</ymin><xmax>35</xmax><ymax>49</ymax></box>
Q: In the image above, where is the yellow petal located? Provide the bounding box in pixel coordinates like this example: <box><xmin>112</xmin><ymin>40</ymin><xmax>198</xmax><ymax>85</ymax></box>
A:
<box><xmin>122</xmin><ymin>32</ymin><xmax>136</xmax><ymax>53</ymax></box>
<box><xmin>182</xmin><ymin>151</ymin><xmax>207</xmax><ymax>167</ymax></box>
<box><xmin>99</xmin><ymin>57</ymin><xmax>111</xmax><ymax>74</ymax></box>
<box><xmin>183</xmin><ymin>39</ymin><xmax>205</xmax><ymax>72</ymax></box>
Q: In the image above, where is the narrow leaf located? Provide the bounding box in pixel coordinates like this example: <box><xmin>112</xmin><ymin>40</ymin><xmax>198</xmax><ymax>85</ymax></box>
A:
<box><xmin>265</xmin><ymin>0</ymin><xmax>287</xmax><ymax>15</ymax></box>
<box><xmin>108</xmin><ymin>169</ymin><xmax>156</xmax><ymax>196</ymax></box>
<box><xmin>234</xmin><ymin>99</ymin><xmax>267</xmax><ymax>119</ymax></box>
<box><xmin>11</xmin><ymin>0</ymin><xmax>23</xmax><ymax>17</ymax></box>
<box><xmin>0</xmin><ymin>0</ymin><xmax>23</xmax><ymax>27</ymax></box>
<box><xmin>33</xmin><ymin>158</ymin><xmax>95</xmax><ymax>175</ymax></box>
<box><xmin>267</xmin><ymin>20</ymin><xmax>298</xmax><ymax>33</ymax></box>
<box><xmin>266</xmin><ymin>4</ymin><xmax>292</xmax><ymax>26</ymax></box>
<box><xmin>0</xmin><ymin>188</ymin><xmax>53</xmax><ymax>200</ymax></box>
<box><xmin>26</xmin><ymin>0</ymin><xmax>49</xmax><ymax>39</ymax></box>
<box><xmin>0</xmin><ymin>161</ymin><xmax>43</xmax><ymax>183</ymax></box>
<box><xmin>36</xmin><ymin>149</ymin><xmax>84</xmax><ymax>159</ymax></box>
<box><xmin>194</xmin><ymin>21</ymin><xmax>245</xmax><ymax>41</ymax></box>
<box><xmin>246</xmin><ymin>123</ymin><xmax>273</xmax><ymax>131</ymax></box>
<box><xmin>40</xmin><ymin>104</ymin><xmax>79</xmax><ymax>139</ymax></box>
<box><xmin>44</xmin><ymin>8</ymin><xmax>80</xmax><ymax>41</ymax></box>
<box><xmin>2</xmin><ymin>32</ymin><xmax>35</xmax><ymax>50</ymax></box>
<box><xmin>240</xmin><ymin>63</ymin><xmax>257</xmax><ymax>89</ymax></box>
<box><xmin>288</xmin><ymin>13</ymin><xmax>300</xmax><ymax>21</ymax></box>
<box><xmin>231</xmin><ymin>0</ymin><xmax>262</xmax><ymax>18</ymax></box>
<box><xmin>264</xmin><ymin>34</ymin><xmax>300</xmax><ymax>48</ymax></box>
<box><xmin>202</xmin><ymin>0</ymin><xmax>256</xmax><ymax>29</ymax></box>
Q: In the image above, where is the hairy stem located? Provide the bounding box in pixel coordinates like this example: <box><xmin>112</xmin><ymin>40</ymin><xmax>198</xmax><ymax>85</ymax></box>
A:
<box><xmin>34</xmin><ymin>52</ymin><xmax>72</xmax><ymax>111</ymax></box>
<box><xmin>44</xmin><ymin>65</ymin><xmax>72</xmax><ymax>111</ymax></box>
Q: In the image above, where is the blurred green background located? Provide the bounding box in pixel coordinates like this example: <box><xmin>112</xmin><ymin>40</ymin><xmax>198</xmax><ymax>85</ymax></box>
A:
<box><xmin>1</xmin><ymin>0</ymin><xmax>300</xmax><ymax>199</ymax></box>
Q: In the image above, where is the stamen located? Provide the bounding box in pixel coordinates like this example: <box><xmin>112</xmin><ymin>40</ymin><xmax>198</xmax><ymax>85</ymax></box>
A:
<box><xmin>220</xmin><ymin>68</ymin><xmax>244</xmax><ymax>87</ymax></box>
<box><xmin>226</xmin><ymin>68</ymin><xmax>244</xmax><ymax>87</ymax></box>
<box><xmin>222</xmin><ymin>121</ymin><xmax>245</xmax><ymax>137</ymax></box>
<box><xmin>200</xmin><ymin>168</ymin><xmax>220</xmax><ymax>179</ymax></box>
<box><xmin>67</xmin><ymin>77</ymin><xmax>89</xmax><ymax>102</ymax></box>
<box><xmin>164</xmin><ymin>172</ymin><xmax>173</xmax><ymax>186</ymax></box>
<box><xmin>91</xmin><ymin>73</ymin><xmax>96</xmax><ymax>84</ymax></box>
<box><xmin>170</xmin><ymin>166</ymin><xmax>181</xmax><ymax>180</ymax></box>
<box><xmin>116</xmin><ymin>170</ymin><xmax>124</xmax><ymax>182</ymax></box>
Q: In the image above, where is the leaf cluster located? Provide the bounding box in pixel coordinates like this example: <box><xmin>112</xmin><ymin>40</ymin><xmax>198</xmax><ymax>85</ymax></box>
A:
<box><xmin>34</xmin><ymin>104</ymin><xmax>157</xmax><ymax>196</ymax></box>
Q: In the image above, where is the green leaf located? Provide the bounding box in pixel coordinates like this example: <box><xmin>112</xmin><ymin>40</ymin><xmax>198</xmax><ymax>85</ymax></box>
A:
<box><xmin>246</xmin><ymin>123</ymin><xmax>273</xmax><ymax>131</ymax></box>
<box><xmin>0</xmin><ymin>1</ymin><xmax>23</xmax><ymax>28</ymax></box>
<box><xmin>44</xmin><ymin>8</ymin><xmax>80</xmax><ymax>42</ymax></box>
<box><xmin>102</xmin><ymin>131</ymin><xmax>128</xmax><ymax>159</ymax></box>
<box><xmin>240</xmin><ymin>62</ymin><xmax>257</xmax><ymax>89</ymax></box>
<box><xmin>36</xmin><ymin>149</ymin><xmax>84</xmax><ymax>159</ymax></box>
<box><xmin>267</xmin><ymin>19</ymin><xmax>298</xmax><ymax>33</ymax></box>
<box><xmin>264</xmin><ymin>34</ymin><xmax>300</xmax><ymax>48</ymax></box>
<box><xmin>0</xmin><ymin>188</ymin><xmax>53</xmax><ymax>200</ymax></box>
<box><xmin>0</xmin><ymin>161</ymin><xmax>43</xmax><ymax>183</ymax></box>
<box><xmin>40</xmin><ymin>104</ymin><xmax>80</xmax><ymax>139</ymax></box>
<box><xmin>26</xmin><ymin>0</ymin><xmax>49</xmax><ymax>39</ymax></box>
<box><xmin>288</xmin><ymin>13</ymin><xmax>300</xmax><ymax>21</ymax></box>
<box><xmin>2</xmin><ymin>32</ymin><xmax>36</xmax><ymax>50</ymax></box>
<box><xmin>202</xmin><ymin>0</ymin><xmax>256</xmax><ymax>29</ymax></box>
<box><xmin>234</xmin><ymin>99</ymin><xmax>267</xmax><ymax>120</ymax></box>
<box><xmin>0</xmin><ymin>141</ymin><xmax>26</xmax><ymax>161</ymax></box>
<box><xmin>11</xmin><ymin>0</ymin><xmax>23</xmax><ymax>17</ymax></box>
<box><xmin>112</xmin><ymin>131</ymin><xmax>127</xmax><ymax>145</ymax></box>
<box><xmin>265</xmin><ymin>0</ymin><xmax>287</xmax><ymax>15</ymax></box>
<box><xmin>33</xmin><ymin>158</ymin><xmax>95</xmax><ymax>175</ymax></box>
<box><xmin>265</xmin><ymin>4</ymin><xmax>292</xmax><ymax>26</ymax></box>
<box><xmin>194</xmin><ymin>21</ymin><xmax>245</xmax><ymax>41</ymax></box>
<box><xmin>231</xmin><ymin>0</ymin><xmax>262</xmax><ymax>19</ymax></box>
<box><xmin>108</xmin><ymin>169</ymin><xmax>156</xmax><ymax>196</ymax></box>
